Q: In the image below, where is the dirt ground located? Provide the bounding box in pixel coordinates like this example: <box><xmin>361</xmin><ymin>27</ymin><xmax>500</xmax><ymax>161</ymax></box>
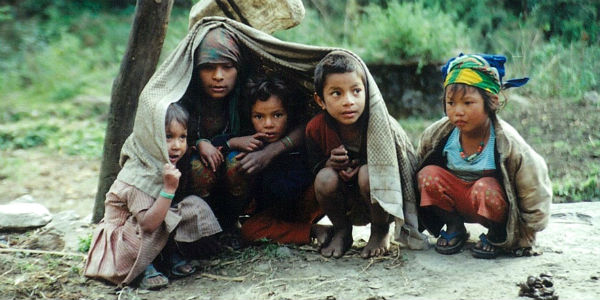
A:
<box><xmin>1</xmin><ymin>95</ymin><xmax>599</xmax><ymax>299</ymax></box>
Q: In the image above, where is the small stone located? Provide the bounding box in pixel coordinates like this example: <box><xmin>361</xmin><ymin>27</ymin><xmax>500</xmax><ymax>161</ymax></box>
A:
<box><xmin>583</xmin><ymin>91</ymin><xmax>599</xmax><ymax>105</ymax></box>
<box><xmin>527</xmin><ymin>276</ymin><xmax>537</xmax><ymax>286</ymax></box>
<box><xmin>519</xmin><ymin>283</ymin><xmax>532</xmax><ymax>292</ymax></box>
<box><xmin>541</xmin><ymin>287</ymin><xmax>555</xmax><ymax>296</ymax></box>
<box><xmin>542</xmin><ymin>278</ymin><xmax>554</xmax><ymax>287</ymax></box>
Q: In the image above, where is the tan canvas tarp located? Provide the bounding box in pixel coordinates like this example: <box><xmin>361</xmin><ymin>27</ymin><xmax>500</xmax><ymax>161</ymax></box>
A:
<box><xmin>116</xmin><ymin>16</ymin><xmax>427</xmax><ymax>249</ymax></box>
<box><xmin>188</xmin><ymin>0</ymin><xmax>305</xmax><ymax>34</ymax></box>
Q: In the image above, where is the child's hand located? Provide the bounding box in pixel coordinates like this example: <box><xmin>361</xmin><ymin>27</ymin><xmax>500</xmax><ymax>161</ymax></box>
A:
<box><xmin>338</xmin><ymin>159</ymin><xmax>360</xmax><ymax>182</ymax></box>
<box><xmin>197</xmin><ymin>140</ymin><xmax>224</xmax><ymax>172</ymax></box>
<box><xmin>228</xmin><ymin>133</ymin><xmax>267</xmax><ymax>152</ymax></box>
<box><xmin>235</xmin><ymin>147</ymin><xmax>275</xmax><ymax>174</ymax></box>
<box><xmin>325</xmin><ymin>145</ymin><xmax>350</xmax><ymax>171</ymax></box>
<box><xmin>162</xmin><ymin>163</ymin><xmax>181</xmax><ymax>194</ymax></box>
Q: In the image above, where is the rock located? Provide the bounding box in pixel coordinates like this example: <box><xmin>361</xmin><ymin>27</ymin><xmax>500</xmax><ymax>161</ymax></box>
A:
<box><xmin>188</xmin><ymin>0</ymin><xmax>305</xmax><ymax>34</ymax></box>
<box><xmin>276</xmin><ymin>246</ymin><xmax>292</xmax><ymax>257</ymax></box>
<box><xmin>0</xmin><ymin>202</ymin><xmax>52</xmax><ymax>230</ymax></box>
<box><xmin>11</xmin><ymin>194</ymin><xmax>36</xmax><ymax>203</ymax></box>
<box><xmin>44</xmin><ymin>210</ymin><xmax>92</xmax><ymax>252</ymax></box>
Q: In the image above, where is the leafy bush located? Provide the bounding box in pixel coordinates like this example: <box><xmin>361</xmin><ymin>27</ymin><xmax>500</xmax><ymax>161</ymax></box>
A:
<box><xmin>274</xmin><ymin>8</ymin><xmax>340</xmax><ymax>48</ymax></box>
<box><xmin>276</xmin><ymin>1</ymin><xmax>468</xmax><ymax>66</ymax></box>
<box><xmin>352</xmin><ymin>1</ymin><xmax>468</xmax><ymax>67</ymax></box>
<box><xmin>531</xmin><ymin>0</ymin><xmax>600</xmax><ymax>44</ymax></box>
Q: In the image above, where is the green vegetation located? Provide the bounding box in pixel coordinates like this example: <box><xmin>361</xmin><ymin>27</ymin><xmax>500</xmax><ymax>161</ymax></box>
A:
<box><xmin>0</xmin><ymin>0</ymin><xmax>598</xmax><ymax>202</ymax></box>
<box><xmin>78</xmin><ymin>233</ymin><xmax>93</xmax><ymax>253</ymax></box>
<box><xmin>275</xmin><ymin>1</ymin><xmax>468</xmax><ymax>68</ymax></box>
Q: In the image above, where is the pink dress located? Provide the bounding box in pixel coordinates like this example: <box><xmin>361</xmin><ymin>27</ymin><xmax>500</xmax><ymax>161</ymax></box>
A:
<box><xmin>83</xmin><ymin>180</ymin><xmax>221</xmax><ymax>286</ymax></box>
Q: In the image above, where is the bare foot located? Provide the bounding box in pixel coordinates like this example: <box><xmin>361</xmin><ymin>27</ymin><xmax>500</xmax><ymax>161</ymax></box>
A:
<box><xmin>310</xmin><ymin>224</ymin><xmax>333</xmax><ymax>247</ymax></box>
<box><xmin>360</xmin><ymin>225</ymin><xmax>390</xmax><ymax>258</ymax></box>
<box><xmin>320</xmin><ymin>227</ymin><xmax>352</xmax><ymax>258</ymax></box>
<box><xmin>173</xmin><ymin>262</ymin><xmax>195</xmax><ymax>276</ymax></box>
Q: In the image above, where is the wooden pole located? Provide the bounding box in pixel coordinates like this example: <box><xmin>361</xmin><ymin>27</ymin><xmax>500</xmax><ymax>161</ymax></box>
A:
<box><xmin>92</xmin><ymin>0</ymin><xmax>174</xmax><ymax>223</ymax></box>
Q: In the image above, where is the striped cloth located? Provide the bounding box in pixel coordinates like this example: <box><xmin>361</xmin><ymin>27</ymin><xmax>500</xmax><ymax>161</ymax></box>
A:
<box><xmin>83</xmin><ymin>180</ymin><xmax>221</xmax><ymax>286</ymax></box>
<box><xmin>441</xmin><ymin>53</ymin><xmax>529</xmax><ymax>94</ymax></box>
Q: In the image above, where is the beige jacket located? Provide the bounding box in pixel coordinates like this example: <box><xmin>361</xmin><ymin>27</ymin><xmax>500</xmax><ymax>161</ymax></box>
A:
<box><xmin>417</xmin><ymin>116</ymin><xmax>552</xmax><ymax>249</ymax></box>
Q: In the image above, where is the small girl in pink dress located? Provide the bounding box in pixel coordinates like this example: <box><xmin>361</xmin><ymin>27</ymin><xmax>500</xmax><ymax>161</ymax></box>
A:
<box><xmin>84</xmin><ymin>103</ymin><xmax>222</xmax><ymax>289</ymax></box>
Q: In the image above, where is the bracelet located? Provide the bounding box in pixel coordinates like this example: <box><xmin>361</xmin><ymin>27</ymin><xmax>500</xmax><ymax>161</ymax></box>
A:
<box><xmin>159</xmin><ymin>190</ymin><xmax>175</xmax><ymax>200</ymax></box>
<box><xmin>280</xmin><ymin>136</ymin><xmax>294</xmax><ymax>149</ymax></box>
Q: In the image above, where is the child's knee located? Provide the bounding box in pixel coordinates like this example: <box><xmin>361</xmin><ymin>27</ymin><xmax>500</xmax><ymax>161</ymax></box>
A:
<box><xmin>223</xmin><ymin>151</ymin><xmax>250</xmax><ymax>197</ymax></box>
<box><xmin>314</xmin><ymin>168</ymin><xmax>340</xmax><ymax>196</ymax></box>
<box><xmin>224</xmin><ymin>151</ymin><xmax>241</xmax><ymax>170</ymax></box>
<box><xmin>471</xmin><ymin>179</ymin><xmax>507</xmax><ymax>212</ymax></box>
<box><xmin>191</xmin><ymin>156</ymin><xmax>218</xmax><ymax>197</ymax></box>
<box><xmin>417</xmin><ymin>165</ymin><xmax>445</xmax><ymax>193</ymax></box>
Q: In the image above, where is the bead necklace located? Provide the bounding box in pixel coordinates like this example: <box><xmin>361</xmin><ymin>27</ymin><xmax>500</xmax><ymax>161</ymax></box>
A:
<box><xmin>458</xmin><ymin>122</ymin><xmax>490</xmax><ymax>162</ymax></box>
<box><xmin>459</xmin><ymin>141</ymin><xmax>485</xmax><ymax>162</ymax></box>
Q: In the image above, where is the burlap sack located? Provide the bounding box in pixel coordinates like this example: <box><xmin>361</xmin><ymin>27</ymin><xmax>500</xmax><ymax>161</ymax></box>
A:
<box><xmin>188</xmin><ymin>0</ymin><xmax>305</xmax><ymax>34</ymax></box>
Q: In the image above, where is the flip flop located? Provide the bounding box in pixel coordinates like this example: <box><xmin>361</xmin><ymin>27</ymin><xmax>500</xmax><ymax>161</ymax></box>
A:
<box><xmin>434</xmin><ymin>230</ymin><xmax>469</xmax><ymax>255</ymax></box>
<box><xmin>139</xmin><ymin>264</ymin><xmax>168</xmax><ymax>290</ymax></box>
<box><xmin>471</xmin><ymin>233</ymin><xmax>501</xmax><ymax>259</ymax></box>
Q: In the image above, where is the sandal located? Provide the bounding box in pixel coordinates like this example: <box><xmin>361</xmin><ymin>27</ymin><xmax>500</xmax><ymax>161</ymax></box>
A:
<box><xmin>434</xmin><ymin>230</ymin><xmax>469</xmax><ymax>255</ymax></box>
<box><xmin>471</xmin><ymin>233</ymin><xmax>501</xmax><ymax>259</ymax></box>
<box><xmin>169</xmin><ymin>253</ymin><xmax>196</xmax><ymax>278</ymax></box>
<box><xmin>139</xmin><ymin>264</ymin><xmax>168</xmax><ymax>290</ymax></box>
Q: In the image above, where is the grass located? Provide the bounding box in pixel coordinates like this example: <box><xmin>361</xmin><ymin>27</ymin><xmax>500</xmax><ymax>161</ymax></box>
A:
<box><xmin>77</xmin><ymin>233</ymin><xmax>93</xmax><ymax>253</ymax></box>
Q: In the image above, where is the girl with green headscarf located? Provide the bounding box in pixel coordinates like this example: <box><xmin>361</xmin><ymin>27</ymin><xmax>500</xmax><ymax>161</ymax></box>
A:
<box><xmin>416</xmin><ymin>54</ymin><xmax>551</xmax><ymax>259</ymax></box>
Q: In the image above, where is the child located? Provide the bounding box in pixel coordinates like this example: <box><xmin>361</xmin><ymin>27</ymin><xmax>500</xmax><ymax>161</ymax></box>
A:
<box><xmin>181</xmin><ymin>28</ymin><xmax>306</xmax><ymax>245</ymax></box>
<box><xmin>417</xmin><ymin>53</ymin><xmax>551</xmax><ymax>258</ymax></box>
<box><xmin>178</xmin><ymin>27</ymin><xmax>255</xmax><ymax>243</ymax></box>
<box><xmin>306</xmin><ymin>52</ymin><xmax>402</xmax><ymax>259</ymax></box>
<box><xmin>84</xmin><ymin>103</ymin><xmax>222</xmax><ymax>289</ymax></box>
<box><xmin>238</xmin><ymin>76</ymin><xmax>326</xmax><ymax>245</ymax></box>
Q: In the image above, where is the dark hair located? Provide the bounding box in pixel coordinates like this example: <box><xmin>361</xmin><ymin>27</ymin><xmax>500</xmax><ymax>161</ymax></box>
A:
<box><xmin>314</xmin><ymin>52</ymin><xmax>366</xmax><ymax>99</ymax></box>
<box><xmin>165</xmin><ymin>103</ymin><xmax>189</xmax><ymax>129</ymax></box>
<box><xmin>443</xmin><ymin>83</ymin><xmax>502</xmax><ymax>116</ymax></box>
<box><xmin>246</xmin><ymin>76</ymin><xmax>292</xmax><ymax>111</ymax></box>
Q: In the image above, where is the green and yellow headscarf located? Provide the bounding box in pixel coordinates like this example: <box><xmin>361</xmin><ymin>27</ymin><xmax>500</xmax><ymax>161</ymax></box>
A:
<box><xmin>442</xmin><ymin>53</ymin><xmax>529</xmax><ymax>95</ymax></box>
